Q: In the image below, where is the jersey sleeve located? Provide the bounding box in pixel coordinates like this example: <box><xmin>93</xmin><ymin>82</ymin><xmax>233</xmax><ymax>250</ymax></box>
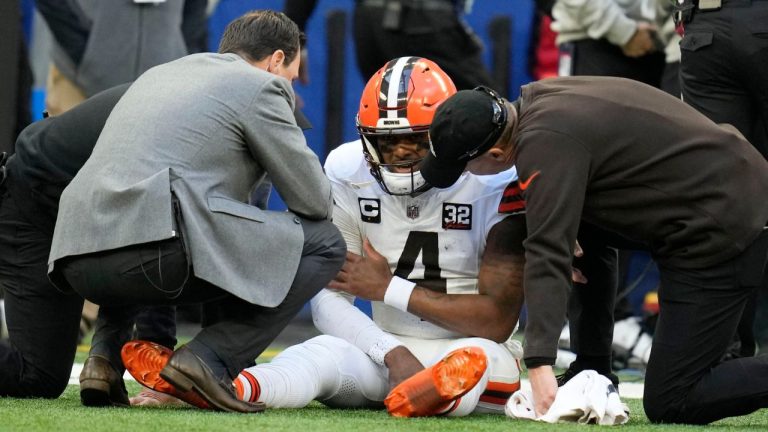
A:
<box><xmin>477</xmin><ymin>167</ymin><xmax>521</xmax><ymax>242</ymax></box>
<box><xmin>329</xmin><ymin>179</ymin><xmax>363</xmax><ymax>255</ymax></box>
<box><xmin>324</xmin><ymin>144</ymin><xmax>365</xmax><ymax>254</ymax></box>
<box><xmin>498</xmin><ymin>178</ymin><xmax>527</xmax><ymax>216</ymax></box>
<box><xmin>317</xmin><ymin>149</ymin><xmax>403</xmax><ymax>365</ymax></box>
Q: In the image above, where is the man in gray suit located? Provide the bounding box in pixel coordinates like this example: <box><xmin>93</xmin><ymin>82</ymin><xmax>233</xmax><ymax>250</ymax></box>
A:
<box><xmin>48</xmin><ymin>10</ymin><xmax>346</xmax><ymax>413</ymax></box>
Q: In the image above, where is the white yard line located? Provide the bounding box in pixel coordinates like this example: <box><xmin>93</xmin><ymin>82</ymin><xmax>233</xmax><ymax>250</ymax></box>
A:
<box><xmin>69</xmin><ymin>362</ymin><xmax>135</xmax><ymax>386</ymax></box>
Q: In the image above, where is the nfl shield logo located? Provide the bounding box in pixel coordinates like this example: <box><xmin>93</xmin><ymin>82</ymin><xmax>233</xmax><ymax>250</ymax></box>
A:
<box><xmin>406</xmin><ymin>205</ymin><xmax>419</xmax><ymax>219</ymax></box>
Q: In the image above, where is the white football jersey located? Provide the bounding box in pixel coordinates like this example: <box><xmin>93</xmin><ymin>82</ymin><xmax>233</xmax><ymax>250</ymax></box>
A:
<box><xmin>325</xmin><ymin>141</ymin><xmax>519</xmax><ymax>339</ymax></box>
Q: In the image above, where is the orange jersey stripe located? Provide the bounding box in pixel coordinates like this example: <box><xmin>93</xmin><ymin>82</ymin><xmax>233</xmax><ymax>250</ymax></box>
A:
<box><xmin>486</xmin><ymin>381</ymin><xmax>521</xmax><ymax>393</ymax></box>
<box><xmin>480</xmin><ymin>380</ymin><xmax>521</xmax><ymax>406</ymax></box>
<box><xmin>479</xmin><ymin>394</ymin><xmax>510</xmax><ymax>406</ymax></box>
<box><xmin>241</xmin><ymin>370</ymin><xmax>260</xmax><ymax>403</ymax></box>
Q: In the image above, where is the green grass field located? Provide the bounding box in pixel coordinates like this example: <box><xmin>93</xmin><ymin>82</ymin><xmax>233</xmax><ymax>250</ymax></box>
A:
<box><xmin>2</xmin><ymin>383</ymin><xmax>768</xmax><ymax>432</ymax></box>
<box><xmin>2</xmin><ymin>337</ymin><xmax>765</xmax><ymax>431</ymax></box>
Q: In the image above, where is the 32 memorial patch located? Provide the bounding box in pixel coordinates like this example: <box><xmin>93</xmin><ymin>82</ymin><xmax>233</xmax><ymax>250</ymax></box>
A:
<box><xmin>358</xmin><ymin>198</ymin><xmax>381</xmax><ymax>223</ymax></box>
<box><xmin>442</xmin><ymin>203</ymin><xmax>472</xmax><ymax>230</ymax></box>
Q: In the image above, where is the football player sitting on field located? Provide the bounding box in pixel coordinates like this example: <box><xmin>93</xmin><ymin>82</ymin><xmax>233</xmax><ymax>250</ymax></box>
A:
<box><xmin>124</xmin><ymin>57</ymin><xmax>528</xmax><ymax>416</ymax></box>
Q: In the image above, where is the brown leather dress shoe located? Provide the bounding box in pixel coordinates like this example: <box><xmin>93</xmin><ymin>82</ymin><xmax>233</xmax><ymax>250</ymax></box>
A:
<box><xmin>159</xmin><ymin>346</ymin><xmax>265</xmax><ymax>413</ymax></box>
<box><xmin>79</xmin><ymin>355</ymin><xmax>130</xmax><ymax>407</ymax></box>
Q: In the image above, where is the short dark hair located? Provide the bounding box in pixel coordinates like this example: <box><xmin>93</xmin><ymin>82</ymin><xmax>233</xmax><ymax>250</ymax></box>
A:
<box><xmin>218</xmin><ymin>10</ymin><xmax>305</xmax><ymax>64</ymax></box>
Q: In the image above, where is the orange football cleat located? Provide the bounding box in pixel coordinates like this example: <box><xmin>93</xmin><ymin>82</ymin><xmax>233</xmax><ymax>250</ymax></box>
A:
<box><xmin>384</xmin><ymin>346</ymin><xmax>488</xmax><ymax>417</ymax></box>
<box><xmin>121</xmin><ymin>340</ymin><xmax>210</xmax><ymax>409</ymax></box>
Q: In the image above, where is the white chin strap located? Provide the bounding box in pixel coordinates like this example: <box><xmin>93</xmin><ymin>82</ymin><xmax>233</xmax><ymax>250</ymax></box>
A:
<box><xmin>380</xmin><ymin>169</ymin><xmax>428</xmax><ymax>195</ymax></box>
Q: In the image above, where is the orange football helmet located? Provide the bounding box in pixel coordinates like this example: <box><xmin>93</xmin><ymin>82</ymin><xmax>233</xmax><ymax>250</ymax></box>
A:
<box><xmin>356</xmin><ymin>56</ymin><xmax>457</xmax><ymax>195</ymax></box>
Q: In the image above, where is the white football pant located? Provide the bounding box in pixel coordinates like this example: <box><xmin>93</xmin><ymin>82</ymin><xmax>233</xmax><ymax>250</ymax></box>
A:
<box><xmin>236</xmin><ymin>334</ymin><xmax>520</xmax><ymax>416</ymax></box>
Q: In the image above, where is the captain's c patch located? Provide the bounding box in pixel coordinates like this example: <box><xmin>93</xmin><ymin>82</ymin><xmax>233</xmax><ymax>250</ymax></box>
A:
<box><xmin>358</xmin><ymin>198</ymin><xmax>381</xmax><ymax>223</ymax></box>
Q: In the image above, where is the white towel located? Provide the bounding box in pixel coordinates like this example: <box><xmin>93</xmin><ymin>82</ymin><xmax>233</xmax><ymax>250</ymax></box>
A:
<box><xmin>505</xmin><ymin>370</ymin><xmax>629</xmax><ymax>425</ymax></box>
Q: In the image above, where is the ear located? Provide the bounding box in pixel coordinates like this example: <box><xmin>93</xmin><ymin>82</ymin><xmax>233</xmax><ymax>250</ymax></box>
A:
<box><xmin>271</xmin><ymin>50</ymin><xmax>285</xmax><ymax>67</ymax></box>
<box><xmin>486</xmin><ymin>147</ymin><xmax>506</xmax><ymax>162</ymax></box>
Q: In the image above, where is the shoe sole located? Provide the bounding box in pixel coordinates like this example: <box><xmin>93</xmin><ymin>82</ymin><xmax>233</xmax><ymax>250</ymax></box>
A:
<box><xmin>122</xmin><ymin>340</ymin><xmax>210</xmax><ymax>409</ymax></box>
<box><xmin>160</xmin><ymin>365</ymin><xmax>265</xmax><ymax>413</ymax></box>
<box><xmin>385</xmin><ymin>346</ymin><xmax>488</xmax><ymax>417</ymax></box>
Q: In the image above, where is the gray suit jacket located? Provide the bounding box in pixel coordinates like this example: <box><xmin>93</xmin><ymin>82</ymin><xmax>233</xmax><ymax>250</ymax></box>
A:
<box><xmin>49</xmin><ymin>53</ymin><xmax>333</xmax><ymax>307</ymax></box>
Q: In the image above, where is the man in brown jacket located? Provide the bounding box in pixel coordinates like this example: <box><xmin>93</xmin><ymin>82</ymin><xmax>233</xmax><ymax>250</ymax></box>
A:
<box><xmin>422</xmin><ymin>76</ymin><xmax>768</xmax><ymax>424</ymax></box>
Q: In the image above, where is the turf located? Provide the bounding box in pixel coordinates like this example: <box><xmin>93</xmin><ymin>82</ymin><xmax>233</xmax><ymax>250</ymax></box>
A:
<box><xmin>2</xmin><ymin>382</ymin><xmax>767</xmax><ymax>432</ymax></box>
<box><xmin>5</xmin><ymin>340</ymin><xmax>764</xmax><ymax>431</ymax></box>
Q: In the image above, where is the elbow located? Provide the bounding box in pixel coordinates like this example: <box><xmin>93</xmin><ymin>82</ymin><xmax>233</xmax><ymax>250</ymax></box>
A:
<box><xmin>487</xmin><ymin>327</ymin><xmax>516</xmax><ymax>343</ymax></box>
<box><xmin>296</xmin><ymin>195</ymin><xmax>333</xmax><ymax>221</ymax></box>
<box><xmin>296</xmin><ymin>209</ymin><xmax>328</xmax><ymax>221</ymax></box>
<box><xmin>483</xmin><ymin>294</ymin><xmax>525</xmax><ymax>342</ymax></box>
<box><xmin>484</xmin><ymin>314</ymin><xmax>518</xmax><ymax>343</ymax></box>
<box><xmin>292</xmin><ymin>203</ymin><xmax>330</xmax><ymax>221</ymax></box>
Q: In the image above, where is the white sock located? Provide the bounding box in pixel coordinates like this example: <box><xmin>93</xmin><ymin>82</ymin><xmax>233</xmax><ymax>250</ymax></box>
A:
<box><xmin>235</xmin><ymin>337</ymin><xmax>342</xmax><ymax>408</ymax></box>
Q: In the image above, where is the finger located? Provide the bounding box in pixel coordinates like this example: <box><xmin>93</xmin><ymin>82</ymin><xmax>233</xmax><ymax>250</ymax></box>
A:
<box><xmin>533</xmin><ymin>394</ymin><xmax>554</xmax><ymax>417</ymax></box>
<box><xmin>572</xmin><ymin>267</ymin><xmax>588</xmax><ymax>284</ymax></box>
<box><xmin>342</xmin><ymin>255</ymin><xmax>360</xmax><ymax>270</ymax></box>
<box><xmin>328</xmin><ymin>277</ymin><xmax>350</xmax><ymax>291</ymax></box>
<box><xmin>363</xmin><ymin>238</ymin><xmax>383</xmax><ymax>259</ymax></box>
<box><xmin>327</xmin><ymin>280</ymin><xmax>344</xmax><ymax>290</ymax></box>
<box><xmin>573</xmin><ymin>240</ymin><xmax>583</xmax><ymax>257</ymax></box>
<box><xmin>346</xmin><ymin>251</ymin><xmax>362</xmax><ymax>262</ymax></box>
<box><xmin>338</xmin><ymin>261</ymin><xmax>351</xmax><ymax>273</ymax></box>
<box><xmin>333</xmin><ymin>269</ymin><xmax>348</xmax><ymax>282</ymax></box>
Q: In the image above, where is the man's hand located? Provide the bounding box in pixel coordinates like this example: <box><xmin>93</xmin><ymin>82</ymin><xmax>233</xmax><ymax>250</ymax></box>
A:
<box><xmin>572</xmin><ymin>240</ymin><xmax>588</xmax><ymax>283</ymax></box>
<box><xmin>328</xmin><ymin>238</ymin><xmax>392</xmax><ymax>301</ymax></box>
<box><xmin>572</xmin><ymin>267</ymin><xmax>588</xmax><ymax>284</ymax></box>
<box><xmin>528</xmin><ymin>365</ymin><xmax>558</xmax><ymax>416</ymax></box>
<box><xmin>384</xmin><ymin>346</ymin><xmax>425</xmax><ymax>389</ymax></box>
<box><xmin>622</xmin><ymin>22</ymin><xmax>658</xmax><ymax>58</ymax></box>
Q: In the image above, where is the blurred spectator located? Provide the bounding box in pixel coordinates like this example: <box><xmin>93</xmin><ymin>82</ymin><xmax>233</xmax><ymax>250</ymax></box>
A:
<box><xmin>659</xmin><ymin>14</ymin><xmax>681</xmax><ymax>97</ymax></box>
<box><xmin>284</xmin><ymin>0</ymin><xmax>498</xmax><ymax>91</ymax></box>
<box><xmin>0</xmin><ymin>1</ymin><xmax>33</xmax><ymax>154</ymax></box>
<box><xmin>678</xmin><ymin>0</ymin><xmax>768</xmax><ymax>160</ymax></box>
<box><xmin>35</xmin><ymin>0</ymin><xmax>193</xmax><ymax>115</ymax></box>
<box><xmin>677</xmin><ymin>0</ymin><xmax>768</xmax><ymax>356</ymax></box>
<box><xmin>551</xmin><ymin>0</ymin><xmax>667</xmax><ymax>86</ymax></box>
<box><xmin>182</xmin><ymin>0</ymin><xmax>210</xmax><ymax>54</ymax></box>
<box><xmin>529</xmin><ymin>13</ymin><xmax>559</xmax><ymax>80</ymax></box>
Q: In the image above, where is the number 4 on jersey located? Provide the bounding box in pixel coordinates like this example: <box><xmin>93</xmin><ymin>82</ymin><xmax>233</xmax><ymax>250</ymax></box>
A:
<box><xmin>394</xmin><ymin>231</ymin><xmax>446</xmax><ymax>293</ymax></box>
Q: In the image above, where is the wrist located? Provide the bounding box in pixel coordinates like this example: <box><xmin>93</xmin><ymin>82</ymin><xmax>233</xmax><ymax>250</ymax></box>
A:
<box><xmin>383</xmin><ymin>276</ymin><xmax>416</xmax><ymax>312</ymax></box>
<box><xmin>524</xmin><ymin>356</ymin><xmax>556</xmax><ymax>369</ymax></box>
<box><xmin>383</xmin><ymin>345</ymin><xmax>410</xmax><ymax>368</ymax></box>
<box><xmin>367</xmin><ymin>334</ymin><xmax>403</xmax><ymax>367</ymax></box>
<box><xmin>529</xmin><ymin>364</ymin><xmax>553</xmax><ymax>373</ymax></box>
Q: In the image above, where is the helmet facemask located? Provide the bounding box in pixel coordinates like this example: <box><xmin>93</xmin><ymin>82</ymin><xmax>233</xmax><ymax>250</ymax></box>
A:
<box><xmin>359</xmin><ymin>128</ymin><xmax>432</xmax><ymax>196</ymax></box>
